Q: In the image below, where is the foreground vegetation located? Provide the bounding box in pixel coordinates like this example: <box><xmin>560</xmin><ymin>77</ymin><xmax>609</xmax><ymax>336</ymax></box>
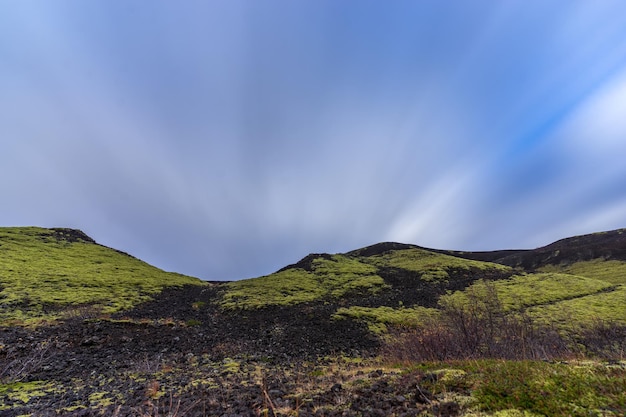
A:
<box><xmin>0</xmin><ymin>227</ymin><xmax>203</xmax><ymax>324</ymax></box>
<box><xmin>3</xmin><ymin>352</ymin><xmax>624</xmax><ymax>416</ymax></box>
<box><xmin>401</xmin><ymin>359</ymin><xmax>626</xmax><ymax>416</ymax></box>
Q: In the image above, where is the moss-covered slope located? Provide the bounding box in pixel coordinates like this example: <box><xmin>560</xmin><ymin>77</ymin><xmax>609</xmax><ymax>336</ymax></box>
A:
<box><xmin>221</xmin><ymin>231</ymin><xmax>626</xmax><ymax>335</ymax></box>
<box><xmin>221</xmin><ymin>243</ymin><xmax>514</xmax><ymax>310</ymax></box>
<box><xmin>0</xmin><ymin>227</ymin><xmax>203</xmax><ymax>324</ymax></box>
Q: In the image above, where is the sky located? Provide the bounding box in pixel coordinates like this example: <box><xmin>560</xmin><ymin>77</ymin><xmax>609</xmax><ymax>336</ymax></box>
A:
<box><xmin>2</xmin><ymin>1</ymin><xmax>626</xmax><ymax>281</ymax></box>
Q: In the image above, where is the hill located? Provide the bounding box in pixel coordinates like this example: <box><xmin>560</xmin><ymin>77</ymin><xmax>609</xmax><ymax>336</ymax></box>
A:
<box><xmin>438</xmin><ymin>228</ymin><xmax>626</xmax><ymax>269</ymax></box>
<box><xmin>1</xmin><ymin>226</ymin><xmax>626</xmax><ymax>416</ymax></box>
<box><xmin>221</xmin><ymin>244</ymin><xmax>513</xmax><ymax>310</ymax></box>
<box><xmin>0</xmin><ymin>227</ymin><xmax>203</xmax><ymax>324</ymax></box>
<box><xmin>218</xmin><ymin>232</ymin><xmax>626</xmax><ymax>336</ymax></box>
<box><xmin>431</xmin><ymin>228</ymin><xmax>626</xmax><ymax>330</ymax></box>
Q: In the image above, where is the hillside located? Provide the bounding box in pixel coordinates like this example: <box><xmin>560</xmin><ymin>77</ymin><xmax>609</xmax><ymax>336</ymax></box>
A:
<box><xmin>221</xmin><ymin>233</ymin><xmax>626</xmax><ymax>333</ymax></box>
<box><xmin>432</xmin><ymin>228</ymin><xmax>626</xmax><ymax>331</ymax></box>
<box><xmin>221</xmin><ymin>244</ymin><xmax>513</xmax><ymax>310</ymax></box>
<box><xmin>0</xmin><ymin>227</ymin><xmax>203</xmax><ymax>324</ymax></box>
<box><xmin>439</xmin><ymin>228</ymin><xmax>626</xmax><ymax>269</ymax></box>
<box><xmin>2</xmin><ymin>226</ymin><xmax>626</xmax><ymax>416</ymax></box>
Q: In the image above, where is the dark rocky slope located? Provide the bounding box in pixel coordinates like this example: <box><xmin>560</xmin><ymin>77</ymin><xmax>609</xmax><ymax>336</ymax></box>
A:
<box><xmin>435</xmin><ymin>228</ymin><xmax>626</xmax><ymax>270</ymax></box>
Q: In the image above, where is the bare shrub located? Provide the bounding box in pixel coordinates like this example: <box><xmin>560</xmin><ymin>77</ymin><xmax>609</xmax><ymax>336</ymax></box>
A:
<box><xmin>132</xmin><ymin>354</ymin><xmax>164</xmax><ymax>374</ymax></box>
<box><xmin>0</xmin><ymin>338</ymin><xmax>57</xmax><ymax>383</ymax></box>
<box><xmin>383</xmin><ymin>280</ymin><xmax>577</xmax><ymax>362</ymax></box>
<box><xmin>135</xmin><ymin>392</ymin><xmax>201</xmax><ymax>417</ymax></box>
<box><xmin>381</xmin><ymin>321</ymin><xmax>457</xmax><ymax>363</ymax></box>
<box><xmin>577</xmin><ymin>319</ymin><xmax>626</xmax><ymax>360</ymax></box>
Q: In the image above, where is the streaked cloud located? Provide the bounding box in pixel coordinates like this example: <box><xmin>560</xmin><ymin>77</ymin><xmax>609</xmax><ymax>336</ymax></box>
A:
<box><xmin>2</xmin><ymin>1</ymin><xmax>626</xmax><ymax>279</ymax></box>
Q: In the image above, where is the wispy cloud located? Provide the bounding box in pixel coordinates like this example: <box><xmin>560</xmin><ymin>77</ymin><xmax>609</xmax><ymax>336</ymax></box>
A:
<box><xmin>2</xmin><ymin>1</ymin><xmax>626</xmax><ymax>279</ymax></box>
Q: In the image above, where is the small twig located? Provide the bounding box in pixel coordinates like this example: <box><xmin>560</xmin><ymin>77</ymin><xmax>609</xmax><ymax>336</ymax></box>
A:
<box><xmin>261</xmin><ymin>378</ymin><xmax>278</xmax><ymax>416</ymax></box>
<box><xmin>415</xmin><ymin>383</ymin><xmax>433</xmax><ymax>405</ymax></box>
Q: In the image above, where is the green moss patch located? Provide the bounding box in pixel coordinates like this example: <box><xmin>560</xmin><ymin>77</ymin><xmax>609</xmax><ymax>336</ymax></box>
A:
<box><xmin>483</xmin><ymin>273</ymin><xmax>615</xmax><ymax>310</ymax></box>
<box><xmin>221</xmin><ymin>248</ymin><xmax>512</xmax><ymax>310</ymax></box>
<box><xmin>469</xmin><ymin>360</ymin><xmax>626</xmax><ymax>416</ymax></box>
<box><xmin>408</xmin><ymin>360</ymin><xmax>626</xmax><ymax>416</ymax></box>
<box><xmin>221</xmin><ymin>254</ymin><xmax>387</xmax><ymax>309</ymax></box>
<box><xmin>333</xmin><ymin>305</ymin><xmax>439</xmax><ymax>334</ymax></box>
<box><xmin>439</xmin><ymin>273</ymin><xmax>622</xmax><ymax>330</ymax></box>
<box><xmin>527</xmin><ymin>285</ymin><xmax>626</xmax><ymax>326</ymax></box>
<box><xmin>362</xmin><ymin>248</ymin><xmax>511</xmax><ymax>281</ymax></box>
<box><xmin>0</xmin><ymin>227</ymin><xmax>203</xmax><ymax>324</ymax></box>
<box><xmin>0</xmin><ymin>381</ymin><xmax>55</xmax><ymax>410</ymax></box>
<box><xmin>539</xmin><ymin>258</ymin><xmax>626</xmax><ymax>284</ymax></box>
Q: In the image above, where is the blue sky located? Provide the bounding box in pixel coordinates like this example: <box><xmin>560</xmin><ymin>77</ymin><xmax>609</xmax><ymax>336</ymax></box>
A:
<box><xmin>2</xmin><ymin>1</ymin><xmax>626</xmax><ymax>280</ymax></box>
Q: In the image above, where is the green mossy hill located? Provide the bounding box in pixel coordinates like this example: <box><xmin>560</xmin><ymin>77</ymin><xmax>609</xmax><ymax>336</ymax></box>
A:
<box><xmin>323</xmin><ymin>235</ymin><xmax>626</xmax><ymax>335</ymax></box>
<box><xmin>340</xmin><ymin>270</ymin><xmax>626</xmax><ymax>335</ymax></box>
<box><xmin>221</xmin><ymin>245</ymin><xmax>513</xmax><ymax>310</ymax></box>
<box><xmin>221</xmin><ymin>254</ymin><xmax>387</xmax><ymax>309</ymax></box>
<box><xmin>360</xmin><ymin>246</ymin><xmax>511</xmax><ymax>281</ymax></box>
<box><xmin>538</xmin><ymin>258</ymin><xmax>626</xmax><ymax>284</ymax></box>
<box><xmin>529</xmin><ymin>258</ymin><xmax>626</xmax><ymax>327</ymax></box>
<box><xmin>454</xmin><ymin>273</ymin><xmax>617</xmax><ymax>311</ymax></box>
<box><xmin>442</xmin><ymin>273</ymin><xmax>626</xmax><ymax>326</ymax></box>
<box><xmin>0</xmin><ymin>227</ymin><xmax>203</xmax><ymax>324</ymax></box>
